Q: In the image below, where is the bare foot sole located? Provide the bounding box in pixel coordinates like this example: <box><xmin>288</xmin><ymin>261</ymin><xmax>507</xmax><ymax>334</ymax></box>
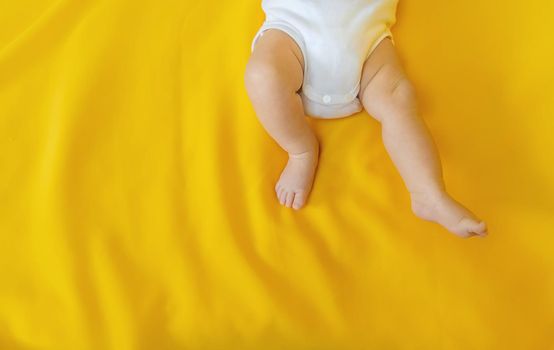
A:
<box><xmin>410</xmin><ymin>191</ymin><xmax>488</xmax><ymax>238</ymax></box>
<box><xmin>275</xmin><ymin>146</ymin><xmax>319</xmax><ymax>210</ymax></box>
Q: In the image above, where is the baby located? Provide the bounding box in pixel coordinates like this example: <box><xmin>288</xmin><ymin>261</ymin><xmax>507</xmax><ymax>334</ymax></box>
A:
<box><xmin>245</xmin><ymin>0</ymin><xmax>487</xmax><ymax>238</ymax></box>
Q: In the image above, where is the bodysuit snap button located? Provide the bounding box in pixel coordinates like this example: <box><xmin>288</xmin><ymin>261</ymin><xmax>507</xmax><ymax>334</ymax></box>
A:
<box><xmin>322</xmin><ymin>95</ymin><xmax>332</xmax><ymax>104</ymax></box>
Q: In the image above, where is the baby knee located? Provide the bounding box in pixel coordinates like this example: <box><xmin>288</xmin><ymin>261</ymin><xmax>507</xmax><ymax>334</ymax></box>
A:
<box><xmin>389</xmin><ymin>77</ymin><xmax>416</xmax><ymax>108</ymax></box>
<box><xmin>362</xmin><ymin>66</ymin><xmax>417</xmax><ymax>119</ymax></box>
<box><xmin>244</xmin><ymin>58</ymin><xmax>282</xmax><ymax>95</ymax></box>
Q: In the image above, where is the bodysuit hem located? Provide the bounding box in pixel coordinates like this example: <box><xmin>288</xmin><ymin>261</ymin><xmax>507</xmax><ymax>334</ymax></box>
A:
<box><xmin>251</xmin><ymin>22</ymin><xmax>395</xmax><ymax>119</ymax></box>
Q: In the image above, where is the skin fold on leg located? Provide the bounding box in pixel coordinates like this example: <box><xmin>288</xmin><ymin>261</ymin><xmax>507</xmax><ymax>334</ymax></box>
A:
<box><xmin>245</xmin><ymin>29</ymin><xmax>319</xmax><ymax>210</ymax></box>
<box><xmin>359</xmin><ymin>38</ymin><xmax>487</xmax><ymax>238</ymax></box>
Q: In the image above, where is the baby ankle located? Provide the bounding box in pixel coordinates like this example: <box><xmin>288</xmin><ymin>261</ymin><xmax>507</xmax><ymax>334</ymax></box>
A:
<box><xmin>288</xmin><ymin>149</ymin><xmax>318</xmax><ymax>160</ymax></box>
<box><xmin>410</xmin><ymin>188</ymin><xmax>445</xmax><ymax>203</ymax></box>
<box><xmin>287</xmin><ymin>140</ymin><xmax>319</xmax><ymax>158</ymax></box>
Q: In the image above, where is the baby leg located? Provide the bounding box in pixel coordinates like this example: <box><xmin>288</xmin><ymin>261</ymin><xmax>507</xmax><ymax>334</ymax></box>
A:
<box><xmin>359</xmin><ymin>38</ymin><xmax>487</xmax><ymax>238</ymax></box>
<box><xmin>245</xmin><ymin>29</ymin><xmax>319</xmax><ymax>210</ymax></box>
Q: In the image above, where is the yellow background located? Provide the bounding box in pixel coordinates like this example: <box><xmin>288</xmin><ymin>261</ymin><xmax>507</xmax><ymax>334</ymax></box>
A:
<box><xmin>1</xmin><ymin>0</ymin><xmax>553</xmax><ymax>349</ymax></box>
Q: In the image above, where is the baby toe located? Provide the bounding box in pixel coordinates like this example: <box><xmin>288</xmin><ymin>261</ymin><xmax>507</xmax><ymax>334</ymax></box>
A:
<box><xmin>473</xmin><ymin>221</ymin><xmax>488</xmax><ymax>236</ymax></box>
<box><xmin>276</xmin><ymin>187</ymin><xmax>284</xmax><ymax>200</ymax></box>
<box><xmin>457</xmin><ymin>218</ymin><xmax>488</xmax><ymax>238</ymax></box>
<box><xmin>292</xmin><ymin>192</ymin><xmax>307</xmax><ymax>210</ymax></box>
<box><xmin>285</xmin><ymin>191</ymin><xmax>295</xmax><ymax>208</ymax></box>
<box><xmin>279</xmin><ymin>190</ymin><xmax>287</xmax><ymax>205</ymax></box>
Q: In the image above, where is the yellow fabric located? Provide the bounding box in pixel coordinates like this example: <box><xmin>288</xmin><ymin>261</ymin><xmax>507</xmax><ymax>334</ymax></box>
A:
<box><xmin>1</xmin><ymin>0</ymin><xmax>553</xmax><ymax>348</ymax></box>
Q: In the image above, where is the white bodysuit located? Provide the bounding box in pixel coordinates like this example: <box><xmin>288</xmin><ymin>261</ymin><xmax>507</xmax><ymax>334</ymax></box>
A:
<box><xmin>251</xmin><ymin>0</ymin><xmax>399</xmax><ymax>119</ymax></box>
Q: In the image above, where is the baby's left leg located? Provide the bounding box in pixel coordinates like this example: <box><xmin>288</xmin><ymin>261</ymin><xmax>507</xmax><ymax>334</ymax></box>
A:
<box><xmin>245</xmin><ymin>29</ymin><xmax>319</xmax><ymax>210</ymax></box>
<box><xmin>359</xmin><ymin>38</ymin><xmax>487</xmax><ymax>238</ymax></box>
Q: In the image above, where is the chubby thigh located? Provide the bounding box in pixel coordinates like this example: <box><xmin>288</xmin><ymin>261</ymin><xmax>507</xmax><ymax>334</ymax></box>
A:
<box><xmin>247</xmin><ymin>29</ymin><xmax>305</xmax><ymax>95</ymax></box>
<box><xmin>358</xmin><ymin>37</ymin><xmax>416</xmax><ymax>120</ymax></box>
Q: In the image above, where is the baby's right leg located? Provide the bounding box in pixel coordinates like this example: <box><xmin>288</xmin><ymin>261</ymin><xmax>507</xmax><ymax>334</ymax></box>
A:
<box><xmin>245</xmin><ymin>29</ymin><xmax>319</xmax><ymax>210</ymax></box>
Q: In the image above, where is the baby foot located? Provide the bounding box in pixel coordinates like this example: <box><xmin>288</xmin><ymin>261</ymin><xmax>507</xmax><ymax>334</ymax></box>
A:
<box><xmin>275</xmin><ymin>146</ymin><xmax>319</xmax><ymax>210</ymax></box>
<box><xmin>410</xmin><ymin>190</ymin><xmax>488</xmax><ymax>238</ymax></box>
